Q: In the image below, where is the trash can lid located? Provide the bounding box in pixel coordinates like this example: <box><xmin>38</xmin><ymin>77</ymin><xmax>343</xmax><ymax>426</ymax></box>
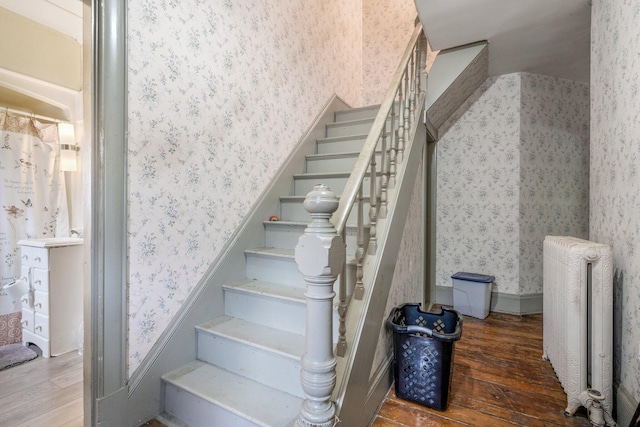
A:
<box><xmin>451</xmin><ymin>272</ymin><xmax>495</xmax><ymax>283</ymax></box>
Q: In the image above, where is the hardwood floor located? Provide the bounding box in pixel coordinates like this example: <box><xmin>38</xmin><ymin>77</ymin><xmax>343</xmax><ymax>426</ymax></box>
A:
<box><xmin>0</xmin><ymin>345</ymin><xmax>83</xmax><ymax>427</ymax></box>
<box><xmin>0</xmin><ymin>313</ymin><xmax>593</xmax><ymax>427</ymax></box>
<box><xmin>371</xmin><ymin>312</ymin><xmax>593</xmax><ymax>427</ymax></box>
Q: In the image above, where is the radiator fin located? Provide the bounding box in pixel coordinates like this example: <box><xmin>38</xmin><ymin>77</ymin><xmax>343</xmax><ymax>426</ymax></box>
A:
<box><xmin>542</xmin><ymin>236</ymin><xmax>613</xmax><ymax>416</ymax></box>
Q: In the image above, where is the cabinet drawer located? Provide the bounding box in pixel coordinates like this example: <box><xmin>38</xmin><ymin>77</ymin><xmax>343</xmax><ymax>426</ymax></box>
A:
<box><xmin>32</xmin><ymin>269</ymin><xmax>49</xmax><ymax>292</ymax></box>
<box><xmin>34</xmin><ymin>312</ymin><xmax>50</xmax><ymax>338</ymax></box>
<box><xmin>33</xmin><ymin>290</ymin><xmax>49</xmax><ymax>316</ymax></box>
<box><xmin>20</xmin><ymin>246</ymin><xmax>49</xmax><ymax>269</ymax></box>
<box><xmin>21</xmin><ymin>308</ymin><xmax>35</xmax><ymax>333</ymax></box>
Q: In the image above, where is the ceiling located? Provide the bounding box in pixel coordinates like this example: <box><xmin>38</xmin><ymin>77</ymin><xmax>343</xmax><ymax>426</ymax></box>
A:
<box><xmin>0</xmin><ymin>0</ymin><xmax>82</xmax><ymax>41</ymax></box>
<box><xmin>415</xmin><ymin>0</ymin><xmax>591</xmax><ymax>83</ymax></box>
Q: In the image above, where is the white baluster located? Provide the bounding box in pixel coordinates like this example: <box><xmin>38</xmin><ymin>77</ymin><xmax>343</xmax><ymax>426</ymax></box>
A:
<box><xmin>354</xmin><ymin>187</ymin><xmax>365</xmax><ymax>300</ymax></box>
<box><xmin>294</xmin><ymin>184</ymin><xmax>345</xmax><ymax>427</ymax></box>
<box><xmin>378</xmin><ymin>126</ymin><xmax>388</xmax><ymax>220</ymax></box>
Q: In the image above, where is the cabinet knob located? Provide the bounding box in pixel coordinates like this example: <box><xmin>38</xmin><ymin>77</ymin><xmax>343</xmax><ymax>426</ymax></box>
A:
<box><xmin>21</xmin><ymin>297</ymin><xmax>28</xmax><ymax>304</ymax></box>
<box><xmin>21</xmin><ymin>320</ymin><xmax>28</xmax><ymax>326</ymax></box>
<box><xmin>35</xmin><ymin>326</ymin><xmax>42</xmax><ymax>331</ymax></box>
<box><xmin>34</xmin><ymin>257</ymin><xmax>41</xmax><ymax>262</ymax></box>
<box><xmin>35</xmin><ymin>302</ymin><xmax>42</xmax><ymax>308</ymax></box>
<box><xmin>35</xmin><ymin>280</ymin><xmax>41</xmax><ymax>285</ymax></box>
<box><xmin>22</xmin><ymin>255</ymin><xmax>28</xmax><ymax>260</ymax></box>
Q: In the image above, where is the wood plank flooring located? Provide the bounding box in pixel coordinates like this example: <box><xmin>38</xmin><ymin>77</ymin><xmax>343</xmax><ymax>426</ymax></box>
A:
<box><xmin>371</xmin><ymin>312</ymin><xmax>593</xmax><ymax>427</ymax></box>
<box><xmin>0</xmin><ymin>345</ymin><xmax>83</xmax><ymax>427</ymax></box>
<box><xmin>0</xmin><ymin>314</ymin><xmax>593</xmax><ymax>427</ymax></box>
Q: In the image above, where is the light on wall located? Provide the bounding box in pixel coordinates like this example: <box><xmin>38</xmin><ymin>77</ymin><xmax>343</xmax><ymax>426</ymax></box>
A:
<box><xmin>58</xmin><ymin>122</ymin><xmax>79</xmax><ymax>172</ymax></box>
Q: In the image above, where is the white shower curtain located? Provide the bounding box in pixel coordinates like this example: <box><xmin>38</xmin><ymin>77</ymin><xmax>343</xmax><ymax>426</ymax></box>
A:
<box><xmin>0</xmin><ymin>110</ymin><xmax>69</xmax><ymax>346</ymax></box>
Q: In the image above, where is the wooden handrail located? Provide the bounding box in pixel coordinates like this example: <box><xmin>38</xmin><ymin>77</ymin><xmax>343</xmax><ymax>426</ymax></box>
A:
<box><xmin>331</xmin><ymin>23</ymin><xmax>425</xmax><ymax>234</ymax></box>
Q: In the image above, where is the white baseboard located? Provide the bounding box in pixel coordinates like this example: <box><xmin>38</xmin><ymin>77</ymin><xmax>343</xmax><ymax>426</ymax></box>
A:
<box><xmin>436</xmin><ymin>286</ymin><xmax>542</xmax><ymax>315</ymax></box>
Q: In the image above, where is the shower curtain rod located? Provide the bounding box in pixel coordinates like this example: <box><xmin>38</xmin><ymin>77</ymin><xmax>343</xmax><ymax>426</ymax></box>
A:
<box><xmin>1</xmin><ymin>105</ymin><xmax>63</xmax><ymax>124</ymax></box>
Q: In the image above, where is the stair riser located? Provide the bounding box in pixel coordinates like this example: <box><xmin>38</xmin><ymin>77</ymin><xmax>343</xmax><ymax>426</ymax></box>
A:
<box><xmin>293</xmin><ymin>175</ymin><xmax>379</xmax><ymax>197</ymax></box>
<box><xmin>265</xmin><ymin>223</ymin><xmax>369</xmax><ymax>256</ymax></box>
<box><xmin>197</xmin><ymin>332</ymin><xmax>304</xmax><ymax>398</ymax></box>
<box><xmin>326</xmin><ymin>116</ymin><xmax>394</xmax><ymax>138</ymax></box>
<box><xmin>280</xmin><ymin>199</ymin><xmax>372</xmax><ymax>226</ymax></box>
<box><xmin>164</xmin><ymin>383</ymin><xmax>259</xmax><ymax>427</ymax></box>
<box><xmin>326</xmin><ymin>120</ymin><xmax>374</xmax><ymax>138</ymax></box>
<box><xmin>334</xmin><ymin>106</ymin><xmax>379</xmax><ymax>122</ymax></box>
<box><xmin>316</xmin><ymin>136</ymin><xmax>367</xmax><ymax>155</ymax></box>
<box><xmin>224</xmin><ymin>288</ymin><xmax>342</xmax><ymax>339</ymax></box>
<box><xmin>306</xmin><ymin>153</ymin><xmax>382</xmax><ymax>174</ymax></box>
<box><xmin>245</xmin><ymin>253</ymin><xmax>305</xmax><ymax>288</ymax></box>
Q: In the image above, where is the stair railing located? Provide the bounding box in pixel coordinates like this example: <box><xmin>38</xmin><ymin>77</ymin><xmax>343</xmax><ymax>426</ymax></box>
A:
<box><xmin>294</xmin><ymin>22</ymin><xmax>427</xmax><ymax>426</ymax></box>
<box><xmin>333</xmin><ymin>22</ymin><xmax>427</xmax><ymax>357</ymax></box>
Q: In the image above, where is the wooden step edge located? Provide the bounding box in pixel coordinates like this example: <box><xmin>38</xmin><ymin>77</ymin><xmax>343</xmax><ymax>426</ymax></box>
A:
<box><xmin>163</xmin><ymin>361</ymin><xmax>301</xmax><ymax>426</ymax></box>
<box><xmin>195</xmin><ymin>316</ymin><xmax>304</xmax><ymax>360</ymax></box>
<box><xmin>222</xmin><ymin>279</ymin><xmax>305</xmax><ymax>303</ymax></box>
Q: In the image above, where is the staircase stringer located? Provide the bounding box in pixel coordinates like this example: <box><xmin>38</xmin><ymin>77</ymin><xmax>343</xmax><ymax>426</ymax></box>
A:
<box><xmin>333</xmin><ymin>96</ymin><xmax>427</xmax><ymax>426</ymax></box>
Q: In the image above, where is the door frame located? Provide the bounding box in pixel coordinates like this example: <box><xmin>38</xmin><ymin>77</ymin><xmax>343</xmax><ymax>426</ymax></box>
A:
<box><xmin>85</xmin><ymin>0</ymin><xmax>128</xmax><ymax>425</ymax></box>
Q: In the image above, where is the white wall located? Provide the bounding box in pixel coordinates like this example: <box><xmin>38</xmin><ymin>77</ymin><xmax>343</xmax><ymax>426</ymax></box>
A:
<box><xmin>590</xmin><ymin>0</ymin><xmax>640</xmax><ymax>407</ymax></box>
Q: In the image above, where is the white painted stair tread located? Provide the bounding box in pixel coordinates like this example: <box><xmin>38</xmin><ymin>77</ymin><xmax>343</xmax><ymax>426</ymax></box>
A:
<box><xmin>223</xmin><ymin>279</ymin><xmax>306</xmax><ymax>303</ymax></box>
<box><xmin>163</xmin><ymin>361</ymin><xmax>302</xmax><ymax>426</ymax></box>
<box><xmin>197</xmin><ymin>316</ymin><xmax>304</xmax><ymax>359</ymax></box>
<box><xmin>245</xmin><ymin>246</ymin><xmax>294</xmax><ymax>259</ymax></box>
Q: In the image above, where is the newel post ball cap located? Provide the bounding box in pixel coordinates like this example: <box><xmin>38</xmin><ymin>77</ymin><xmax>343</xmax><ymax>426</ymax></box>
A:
<box><xmin>303</xmin><ymin>184</ymin><xmax>339</xmax><ymax>214</ymax></box>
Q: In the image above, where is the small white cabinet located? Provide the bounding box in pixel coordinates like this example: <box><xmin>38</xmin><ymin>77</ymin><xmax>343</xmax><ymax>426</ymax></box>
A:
<box><xmin>19</xmin><ymin>238</ymin><xmax>83</xmax><ymax>358</ymax></box>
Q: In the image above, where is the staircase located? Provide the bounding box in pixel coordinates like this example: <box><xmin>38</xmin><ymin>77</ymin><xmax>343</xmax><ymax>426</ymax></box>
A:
<box><xmin>159</xmin><ymin>105</ymin><xmax>380</xmax><ymax>427</ymax></box>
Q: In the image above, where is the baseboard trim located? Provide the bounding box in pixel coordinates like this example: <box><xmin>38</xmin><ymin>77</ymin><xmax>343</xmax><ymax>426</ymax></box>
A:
<box><xmin>616</xmin><ymin>382</ymin><xmax>638</xmax><ymax>427</ymax></box>
<box><xmin>361</xmin><ymin>354</ymin><xmax>394</xmax><ymax>426</ymax></box>
<box><xmin>435</xmin><ymin>286</ymin><xmax>542</xmax><ymax>315</ymax></box>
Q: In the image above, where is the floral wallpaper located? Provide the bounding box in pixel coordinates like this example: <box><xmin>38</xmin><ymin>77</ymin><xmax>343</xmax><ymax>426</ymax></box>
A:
<box><xmin>362</xmin><ymin>0</ymin><xmax>417</xmax><ymax>106</ymax></box>
<box><xmin>437</xmin><ymin>74</ymin><xmax>522</xmax><ymax>294</ymax></box>
<box><xmin>436</xmin><ymin>72</ymin><xmax>589</xmax><ymax>297</ymax></box>
<box><xmin>590</xmin><ymin>0</ymin><xmax>640</xmax><ymax>402</ymax></box>
<box><xmin>126</xmin><ymin>0</ymin><xmax>366</xmax><ymax>373</ymax></box>
<box><xmin>519</xmin><ymin>74</ymin><xmax>590</xmax><ymax>294</ymax></box>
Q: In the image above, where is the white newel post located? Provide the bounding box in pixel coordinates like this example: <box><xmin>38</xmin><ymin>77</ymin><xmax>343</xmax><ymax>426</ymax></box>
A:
<box><xmin>294</xmin><ymin>184</ymin><xmax>345</xmax><ymax>427</ymax></box>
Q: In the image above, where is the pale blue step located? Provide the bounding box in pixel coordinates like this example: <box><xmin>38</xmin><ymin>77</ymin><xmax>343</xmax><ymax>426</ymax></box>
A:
<box><xmin>196</xmin><ymin>316</ymin><xmax>304</xmax><ymax>398</ymax></box>
<box><xmin>305</xmin><ymin>151</ymin><xmax>382</xmax><ymax>174</ymax></box>
<box><xmin>316</xmin><ymin>134</ymin><xmax>368</xmax><ymax>155</ymax></box>
<box><xmin>222</xmin><ymin>279</ymin><xmax>343</xmax><ymax>338</ymax></box>
<box><xmin>263</xmin><ymin>220</ymin><xmax>369</xmax><ymax>256</ymax></box>
<box><xmin>279</xmin><ymin>196</ymin><xmax>372</xmax><ymax>226</ymax></box>
<box><xmin>334</xmin><ymin>104</ymin><xmax>380</xmax><ymax>122</ymax></box>
<box><xmin>292</xmin><ymin>172</ymin><xmax>379</xmax><ymax>197</ymax></box>
<box><xmin>244</xmin><ymin>247</ymin><xmax>305</xmax><ymax>288</ymax></box>
<box><xmin>326</xmin><ymin>117</ymin><xmax>375</xmax><ymax>138</ymax></box>
<box><xmin>162</xmin><ymin>361</ymin><xmax>301</xmax><ymax>427</ymax></box>
<box><xmin>326</xmin><ymin>115</ymin><xmax>394</xmax><ymax>138</ymax></box>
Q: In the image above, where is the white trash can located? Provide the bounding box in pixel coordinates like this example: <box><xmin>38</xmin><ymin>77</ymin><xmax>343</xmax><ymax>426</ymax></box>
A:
<box><xmin>451</xmin><ymin>272</ymin><xmax>494</xmax><ymax>319</ymax></box>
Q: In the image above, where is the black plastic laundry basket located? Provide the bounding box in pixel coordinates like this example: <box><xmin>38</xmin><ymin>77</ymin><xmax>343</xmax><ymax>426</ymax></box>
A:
<box><xmin>386</xmin><ymin>303</ymin><xmax>463</xmax><ymax>411</ymax></box>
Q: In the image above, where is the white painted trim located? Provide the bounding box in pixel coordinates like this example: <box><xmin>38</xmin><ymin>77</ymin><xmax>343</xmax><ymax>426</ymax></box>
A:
<box><xmin>436</xmin><ymin>286</ymin><xmax>543</xmax><ymax>315</ymax></box>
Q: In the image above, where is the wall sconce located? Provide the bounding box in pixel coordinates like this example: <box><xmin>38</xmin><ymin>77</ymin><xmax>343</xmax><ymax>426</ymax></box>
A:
<box><xmin>58</xmin><ymin>122</ymin><xmax>79</xmax><ymax>172</ymax></box>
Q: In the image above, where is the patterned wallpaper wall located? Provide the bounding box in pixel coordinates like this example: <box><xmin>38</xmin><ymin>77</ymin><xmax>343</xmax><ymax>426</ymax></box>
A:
<box><xmin>591</xmin><ymin>0</ymin><xmax>640</xmax><ymax>401</ymax></box>
<box><xmin>519</xmin><ymin>74</ymin><xmax>590</xmax><ymax>295</ymax></box>
<box><xmin>437</xmin><ymin>73</ymin><xmax>589</xmax><ymax>297</ymax></box>
<box><xmin>362</xmin><ymin>0</ymin><xmax>417</xmax><ymax>106</ymax></box>
<box><xmin>126</xmin><ymin>0</ymin><xmax>363</xmax><ymax>373</ymax></box>
<box><xmin>437</xmin><ymin>74</ymin><xmax>522</xmax><ymax>294</ymax></box>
